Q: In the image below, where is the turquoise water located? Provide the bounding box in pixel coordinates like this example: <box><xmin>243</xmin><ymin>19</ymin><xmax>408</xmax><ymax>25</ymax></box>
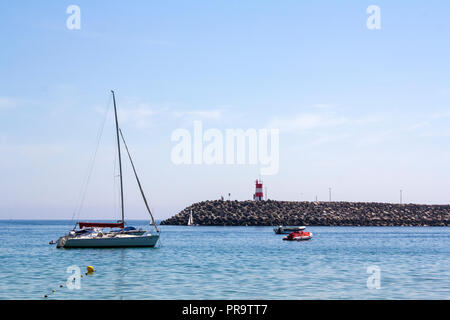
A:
<box><xmin>0</xmin><ymin>220</ymin><xmax>449</xmax><ymax>299</ymax></box>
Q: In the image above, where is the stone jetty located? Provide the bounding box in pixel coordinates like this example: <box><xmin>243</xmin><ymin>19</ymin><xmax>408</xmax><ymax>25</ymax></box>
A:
<box><xmin>161</xmin><ymin>200</ymin><xmax>450</xmax><ymax>226</ymax></box>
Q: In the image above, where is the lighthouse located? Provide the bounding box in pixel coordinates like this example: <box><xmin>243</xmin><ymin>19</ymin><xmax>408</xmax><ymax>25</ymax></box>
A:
<box><xmin>253</xmin><ymin>179</ymin><xmax>264</xmax><ymax>201</ymax></box>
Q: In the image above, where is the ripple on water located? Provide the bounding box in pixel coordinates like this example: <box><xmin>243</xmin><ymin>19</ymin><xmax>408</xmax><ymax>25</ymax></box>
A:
<box><xmin>0</xmin><ymin>222</ymin><xmax>449</xmax><ymax>299</ymax></box>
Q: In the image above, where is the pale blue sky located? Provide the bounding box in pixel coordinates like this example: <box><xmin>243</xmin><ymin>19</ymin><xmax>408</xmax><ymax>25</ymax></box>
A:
<box><xmin>1</xmin><ymin>1</ymin><xmax>449</xmax><ymax>220</ymax></box>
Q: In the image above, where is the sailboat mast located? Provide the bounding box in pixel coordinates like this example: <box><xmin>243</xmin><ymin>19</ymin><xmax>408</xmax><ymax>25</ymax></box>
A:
<box><xmin>111</xmin><ymin>90</ymin><xmax>125</xmax><ymax>227</ymax></box>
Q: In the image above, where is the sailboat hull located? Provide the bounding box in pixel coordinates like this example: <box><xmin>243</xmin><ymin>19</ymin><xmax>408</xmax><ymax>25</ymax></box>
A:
<box><xmin>58</xmin><ymin>234</ymin><xmax>159</xmax><ymax>248</ymax></box>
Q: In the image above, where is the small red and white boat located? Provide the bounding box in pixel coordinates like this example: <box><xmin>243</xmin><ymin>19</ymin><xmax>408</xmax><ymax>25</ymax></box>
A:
<box><xmin>282</xmin><ymin>227</ymin><xmax>313</xmax><ymax>241</ymax></box>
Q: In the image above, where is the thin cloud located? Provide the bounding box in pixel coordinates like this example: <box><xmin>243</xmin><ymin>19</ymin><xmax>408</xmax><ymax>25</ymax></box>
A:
<box><xmin>312</xmin><ymin>103</ymin><xmax>337</xmax><ymax>109</ymax></box>
<box><xmin>119</xmin><ymin>106</ymin><xmax>163</xmax><ymax>129</ymax></box>
<box><xmin>305</xmin><ymin>133</ymin><xmax>352</xmax><ymax>147</ymax></box>
<box><xmin>430</xmin><ymin>110</ymin><xmax>450</xmax><ymax>120</ymax></box>
<box><xmin>269</xmin><ymin>112</ymin><xmax>371</xmax><ymax>132</ymax></box>
<box><xmin>355</xmin><ymin>129</ymin><xmax>395</xmax><ymax>147</ymax></box>
<box><xmin>172</xmin><ymin>109</ymin><xmax>223</xmax><ymax>120</ymax></box>
<box><xmin>268</xmin><ymin>109</ymin><xmax>383</xmax><ymax>149</ymax></box>
<box><xmin>407</xmin><ymin>121</ymin><xmax>429</xmax><ymax>131</ymax></box>
<box><xmin>93</xmin><ymin>97</ymin><xmax>170</xmax><ymax>129</ymax></box>
<box><xmin>0</xmin><ymin>97</ymin><xmax>22</xmax><ymax>109</ymax></box>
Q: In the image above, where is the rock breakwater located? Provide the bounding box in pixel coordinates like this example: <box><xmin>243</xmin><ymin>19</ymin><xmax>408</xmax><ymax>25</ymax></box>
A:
<box><xmin>161</xmin><ymin>200</ymin><xmax>450</xmax><ymax>226</ymax></box>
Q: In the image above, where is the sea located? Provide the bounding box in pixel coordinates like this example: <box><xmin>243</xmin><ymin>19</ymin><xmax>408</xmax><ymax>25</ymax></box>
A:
<box><xmin>0</xmin><ymin>220</ymin><xmax>449</xmax><ymax>300</ymax></box>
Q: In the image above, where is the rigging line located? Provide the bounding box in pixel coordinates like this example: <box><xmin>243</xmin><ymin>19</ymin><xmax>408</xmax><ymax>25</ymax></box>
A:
<box><xmin>71</xmin><ymin>94</ymin><xmax>113</xmax><ymax>223</ymax></box>
<box><xmin>118</xmin><ymin>128</ymin><xmax>159</xmax><ymax>233</ymax></box>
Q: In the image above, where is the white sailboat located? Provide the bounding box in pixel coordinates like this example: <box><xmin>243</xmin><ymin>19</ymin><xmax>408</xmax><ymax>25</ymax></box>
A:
<box><xmin>56</xmin><ymin>90</ymin><xmax>160</xmax><ymax>248</ymax></box>
<box><xmin>187</xmin><ymin>210</ymin><xmax>194</xmax><ymax>226</ymax></box>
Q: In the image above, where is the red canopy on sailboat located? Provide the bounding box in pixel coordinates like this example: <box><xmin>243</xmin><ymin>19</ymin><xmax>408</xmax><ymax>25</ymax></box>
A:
<box><xmin>78</xmin><ymin>222</ymin><xmax>124</xmax><ymax>229</ymax></box>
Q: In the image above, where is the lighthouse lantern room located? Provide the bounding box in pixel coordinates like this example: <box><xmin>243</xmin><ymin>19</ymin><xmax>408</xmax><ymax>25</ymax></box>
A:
<box><xmin>253</xmin><ymin>179</ymin><xmax>264</xmax><ymax>201</ymax></box>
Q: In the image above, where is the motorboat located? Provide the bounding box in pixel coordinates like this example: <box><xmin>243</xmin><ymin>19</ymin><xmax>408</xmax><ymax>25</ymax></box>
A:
<box><xmin>273</xmin><ymin>226</ymin><xmax>306</xmax><ymax>234</ymax></box>
<box><xmin>282</xmin><ymin>228</ymin><xmax>313</xmax><ymax>241</ymax></box>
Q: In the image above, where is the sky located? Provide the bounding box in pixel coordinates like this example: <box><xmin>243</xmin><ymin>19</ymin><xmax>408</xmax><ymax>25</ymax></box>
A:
<box><xmin>1</xmin><ymin>1</ymin><xmax>449</xmax><ymax>220</ymax></box>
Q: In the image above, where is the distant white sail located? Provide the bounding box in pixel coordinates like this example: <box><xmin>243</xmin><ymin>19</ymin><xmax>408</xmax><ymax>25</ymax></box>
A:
<box><xmin>187</xmin><ymin>210</ymin><xmax>194</xmax><ymax>226</ymax></box>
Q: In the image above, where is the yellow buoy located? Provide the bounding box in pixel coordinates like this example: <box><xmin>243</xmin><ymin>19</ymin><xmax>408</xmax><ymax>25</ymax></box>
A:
<box><xmin>86</xmin><ymin>266</ymin><xmax>95</xmax><ymax>273</ymax></box>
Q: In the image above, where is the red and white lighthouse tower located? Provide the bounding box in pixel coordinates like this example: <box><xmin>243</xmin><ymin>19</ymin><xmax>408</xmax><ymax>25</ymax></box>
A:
<box><xmin>253</xmin><ymin>179</ymin><xmax>264</xmax><ymax>201</ymax></box>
